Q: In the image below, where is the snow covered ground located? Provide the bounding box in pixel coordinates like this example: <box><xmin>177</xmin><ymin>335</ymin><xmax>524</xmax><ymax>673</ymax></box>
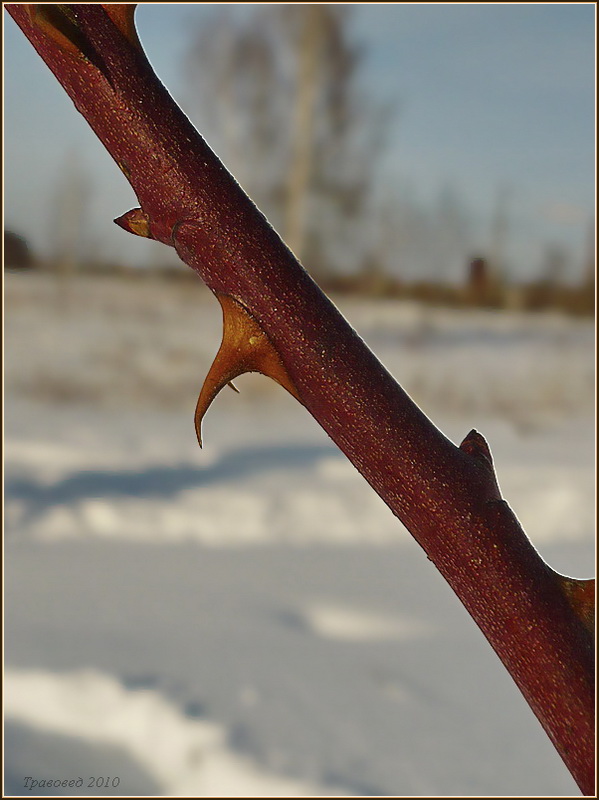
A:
<box><xmin>4</xmin><ymin>271</ymin><xmax>594</xmax><ymax>796</ymax></box>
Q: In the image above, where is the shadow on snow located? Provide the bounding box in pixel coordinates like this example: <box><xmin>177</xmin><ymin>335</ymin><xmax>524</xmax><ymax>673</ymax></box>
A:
<box><xmin>6</xmin><ymin>443</ymin><xmax>339</xmax><ymax>520</ymax></box>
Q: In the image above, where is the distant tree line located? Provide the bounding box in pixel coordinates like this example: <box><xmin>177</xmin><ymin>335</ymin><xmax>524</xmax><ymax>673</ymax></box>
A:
<box><xmin>6</xmin><ymin>7</ymin><xmax>593</xmax><ymax>317</ymax></box>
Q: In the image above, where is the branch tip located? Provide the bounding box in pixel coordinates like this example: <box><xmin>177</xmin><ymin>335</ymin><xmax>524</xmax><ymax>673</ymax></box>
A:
<box><xmin>26</xmin><ymin>4</ymin><xmax>92</xmax><ymax>60</ymax></box>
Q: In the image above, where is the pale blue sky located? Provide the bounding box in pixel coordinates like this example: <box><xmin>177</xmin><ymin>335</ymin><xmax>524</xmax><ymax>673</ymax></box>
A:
<box><xmin>3</xmin><ymin>3</ymin><xmax>596</xmax><ymax>281</ymax></box>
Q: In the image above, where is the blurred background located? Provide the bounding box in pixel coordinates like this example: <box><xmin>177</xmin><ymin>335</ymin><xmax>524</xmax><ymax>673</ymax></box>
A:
<box><xmin>4</xmin><ymin>4</ymin><xmax>595</xmax><ymax>797</ymax></box>
<box><xmin>4</xmin><ymin>4</ymin><xmax>595</xmax><ymax>304</ymax></box>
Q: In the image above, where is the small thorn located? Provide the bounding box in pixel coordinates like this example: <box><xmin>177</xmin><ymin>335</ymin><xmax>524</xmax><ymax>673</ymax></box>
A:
<box><xmin>459</xmin><ymin>429</ymin><xmax>494</xmax><ymax>467</ymax></box>
<box><xmin>227</xmin><ymin>381</ymin><xmax>240</xmax><ymax>394</ymax></box>
<box><xmin>559</xmin><ymin>577</ymin><xmax>595</xmax><ymax>637</ymax></box>
<box><xmin>194</xmin><ymin>293</ymin><xmax>301</xmax><ymax>447</ymax></box>
<box><xmin>114</xmin><ymin>208</ymin><xmax>152</xmax><ymax>238</ymax></box>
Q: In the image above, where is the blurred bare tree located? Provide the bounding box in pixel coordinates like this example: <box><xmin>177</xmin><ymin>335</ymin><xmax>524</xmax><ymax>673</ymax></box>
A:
<box><xmin>51</xmin><ymin>149</ymin><xmax>90</xmax><ymax>276</ymax></box>
<box><xmin>184</xmin><ymin>5</ymin><xmax>392</xmax><ymax>280</ymax></box>
<box><xmin>488</xmin><ymin>185</ymin><xmax>511</xmax><ymax>285</ymax></box>
<box><xmin>49</xmin><ymin>149</ymin><xmax>91</xmax><ymax>307</ymax></box>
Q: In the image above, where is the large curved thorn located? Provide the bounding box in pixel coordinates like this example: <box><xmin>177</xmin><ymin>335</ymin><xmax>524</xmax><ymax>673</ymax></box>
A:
<box><xmin>194</xmin><ymin>293</ymin><xmax>302</xmax><ymax>447</ymax></box>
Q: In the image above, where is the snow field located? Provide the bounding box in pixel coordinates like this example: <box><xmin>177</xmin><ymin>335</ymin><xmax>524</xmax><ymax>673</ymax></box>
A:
<box><xmin>4</xmin><ymin>271</ymin><xmax>594</xmax><ymax>795</ymax></box>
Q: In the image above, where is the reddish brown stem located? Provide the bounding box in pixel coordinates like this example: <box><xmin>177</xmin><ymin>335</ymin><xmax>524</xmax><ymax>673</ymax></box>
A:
<box><xmin>7</xmin><ymin>5</ymin><xmax>594</xmax><ymax>793</ymax></box>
